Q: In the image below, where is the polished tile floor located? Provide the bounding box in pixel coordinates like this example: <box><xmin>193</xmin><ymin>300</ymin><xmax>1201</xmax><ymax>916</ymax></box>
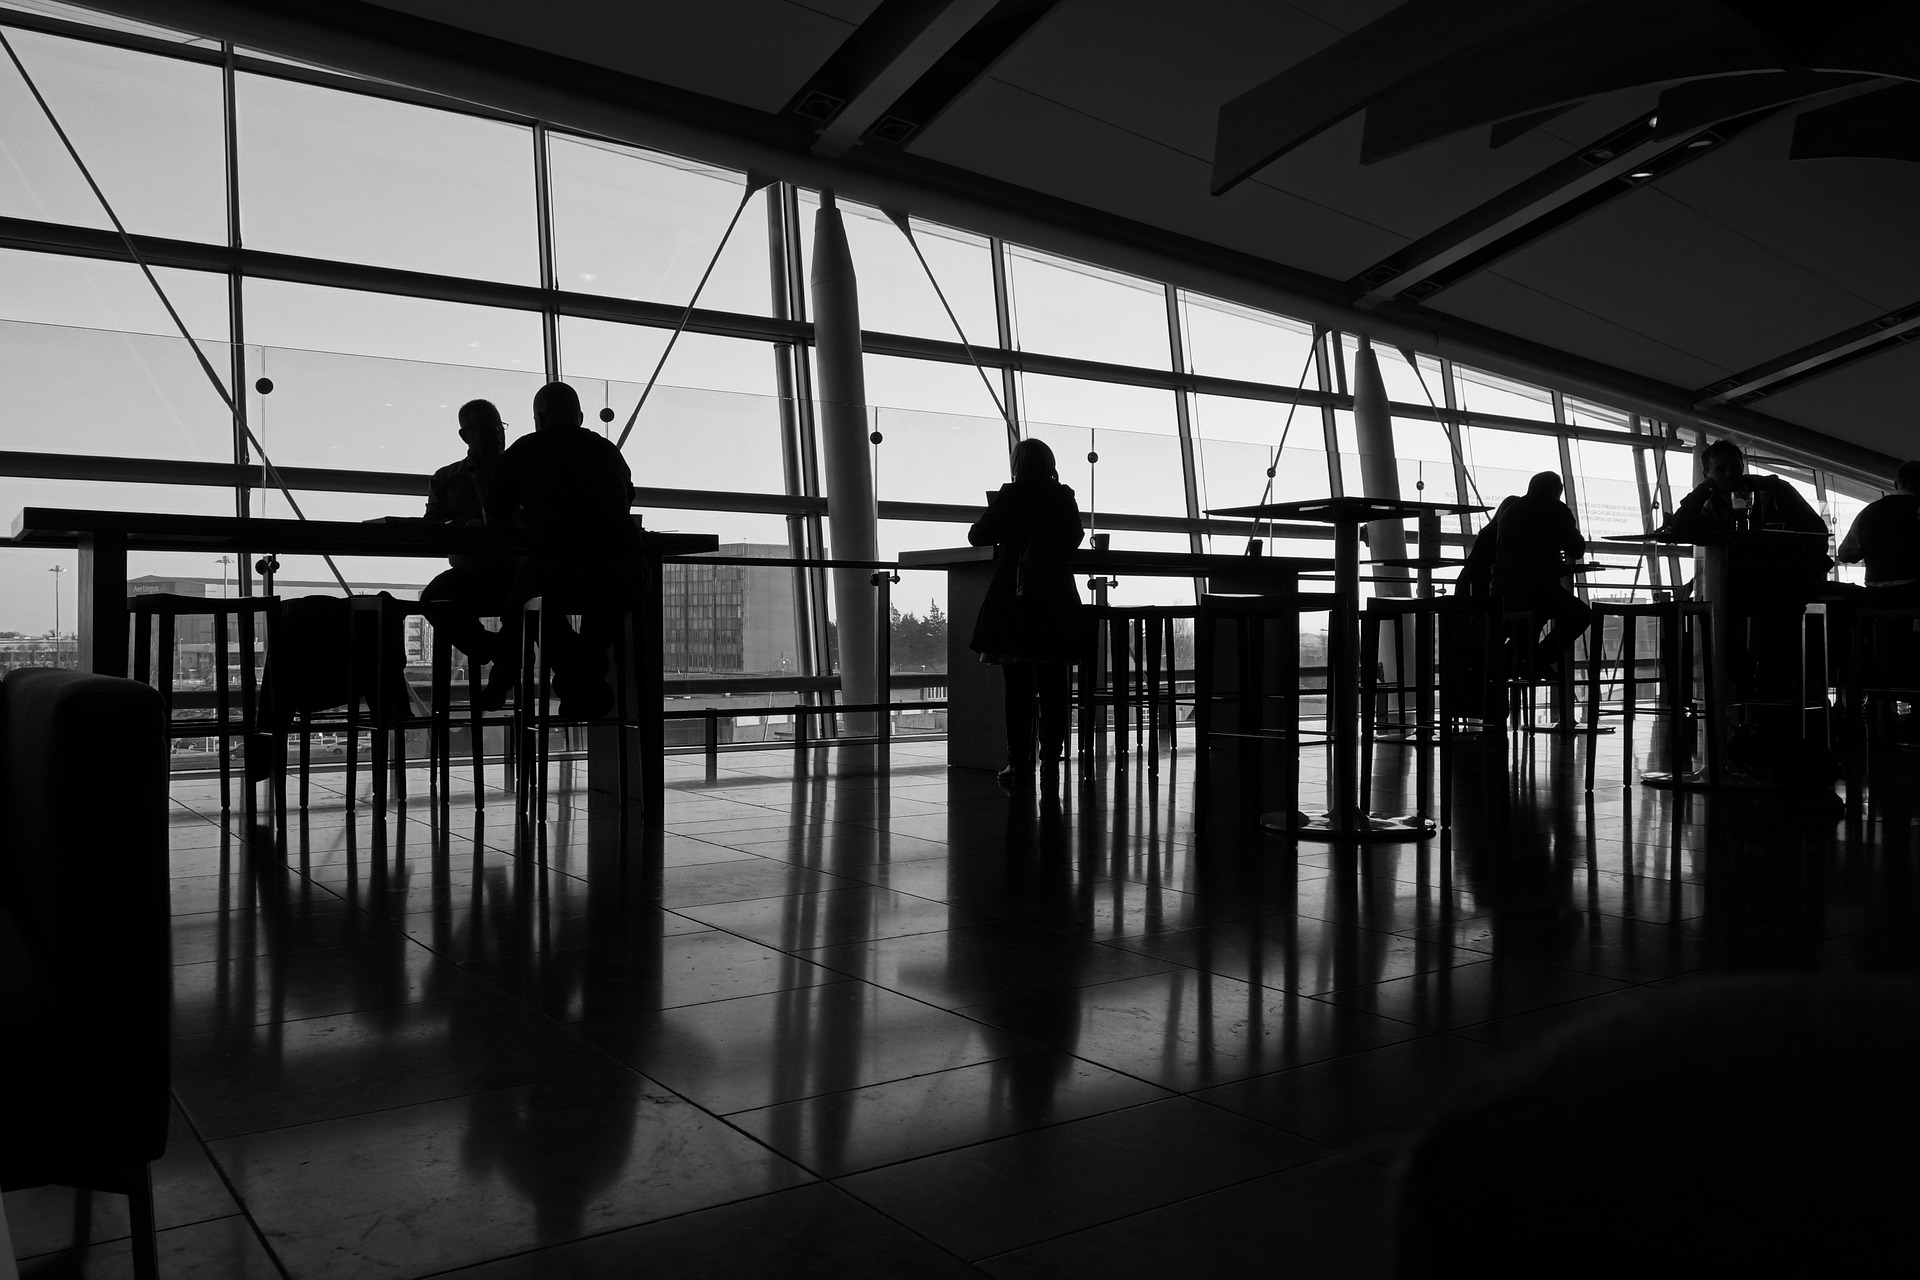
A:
<box><xmin>9</xmin><ymin>719</ymin><xmax>1920</xmax><ymax>1277</ymax></box>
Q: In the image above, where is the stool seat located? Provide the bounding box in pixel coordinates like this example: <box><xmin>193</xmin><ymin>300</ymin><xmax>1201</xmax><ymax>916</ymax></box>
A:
<box><xmin>131</xmin><ymin>592</ymin><xmax>278</xmax><ymax>814</ymax></box>
<box><xmin>1078</xmin><ymin>605</ymin><xmax>1196</xmax><ymax>777</ymax></box>
<box><xmin>1583</xmin><ymin>598</ymin><xmax>1715</xmax><ymax>790</ymax></box>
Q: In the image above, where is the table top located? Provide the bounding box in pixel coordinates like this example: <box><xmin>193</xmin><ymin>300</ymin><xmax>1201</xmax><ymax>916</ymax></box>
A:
<box><xmin>1603</xmin><ymin>529</ymin><xmax>1828</xmax><ymax>548</ymax></box>
<box><xmin>1209</xmin><ymin>497</ymin><xmax>1488</xmax><ymax>523</ymax></box>
<box><xmin>900</xmin><ymin>546</ymin><xmax>1332</xmax><ymax>574</ymax></box>
<box><xmin>11</xmin><ymin>507</ymin><xmax>718</xmax><ymax>558</ymax></box>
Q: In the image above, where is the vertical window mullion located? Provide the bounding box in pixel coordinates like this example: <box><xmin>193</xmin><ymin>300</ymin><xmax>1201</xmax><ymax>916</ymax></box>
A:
<box><xmin>1165</xmin><ymin>286</ymin><xmax>1203</xmax><ymax>565</ymax></box>
<box><xmin>990</xmin><ymin>235</ymin><xmax>1021</xmax><ymax>461</ymax></box>
<box><xmin>1317</xmin><ymin>327</ymin><xmax>1343</xmax><ymax>497</ymax></box>
<box><xmin>532</xmin><ymin>121</ymin><xmax>559</xmax><ymax>381</ymax></box>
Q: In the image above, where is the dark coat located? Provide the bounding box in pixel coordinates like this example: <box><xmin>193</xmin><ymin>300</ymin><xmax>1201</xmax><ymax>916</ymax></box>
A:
<box><xmin>967</xmin><ymin>480</ymin><xmax>1086</xmax><ymax>662</ymax></box>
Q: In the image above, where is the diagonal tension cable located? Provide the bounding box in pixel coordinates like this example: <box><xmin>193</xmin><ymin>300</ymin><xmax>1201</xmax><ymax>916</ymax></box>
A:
<box><xmin>881</xmin><ymin>208</ymin><xmax>1020</xmax><ymax>464</ymax></box>
<box><xmin>614</xmin><ymin>173</ymin><xmax>774</xmax><ymax>451</ymax></box>
<box><xmin>1</xmin><ymin>29</ymin><xmax>351</xmax><ymax>594</ymax></box>
<box><xmin>1242</xmin><ymin>339</ymin><xmax>1321</xmax><ymax>551</ymax></box>
<box><xmin>1397</xmin><ymin>344</ymin><xmax>1484</xmax><ymax>511</ymax></box>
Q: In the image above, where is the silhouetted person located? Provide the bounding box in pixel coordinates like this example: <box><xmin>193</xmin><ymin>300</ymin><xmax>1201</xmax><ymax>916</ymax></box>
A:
<box><xmin>1490</xmin><ymin>472</ymin><xmax>1590</xmax><ymax>679</ymax></box>
<box><xmin>484</xmin><ymin>381</ymin><xmax>641</xmax><ymax>719</ymax></box>
<box><xmin>1837</xmin><ymin>459</ymin><xmax>1920</xmax><ymax>609</ymax></box>
<box><xmin>420</xmin><ymin>398</ymin><xmax>519</xmax><ymax>707</ymax></box>
<box><xmin>1664</xmin><ymin>439</ymin><xmax>1831</xmax><ymax>696</ymax></box>
<box><xmin>968</xmin><ymin>438</ymin><xmax>1085</xmax><ymax>785</ymax></box>
<box><xmin>1454</xmin><ymin>495</ymin><xmax>1514</xmax><ymax>599</ymax></box>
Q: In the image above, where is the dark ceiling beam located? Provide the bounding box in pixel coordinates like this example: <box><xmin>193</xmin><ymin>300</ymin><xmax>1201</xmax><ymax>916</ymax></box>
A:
<box><xmin>786</xmin><ymin>0</ymin><xmax>1002</xmax><ymax>159</ymax></box>
<box><xmin>1211</xmin><ymin>0</ymin><xmax>1582</xmax><ymax>195</ymax></box>
<box><xmin>1694</xmin><ymin>304</ymin><xmax>1920</xmax><ymax>408</ymax></box>
<box><xmin>62</xmin><ymin>0</ymin><xmax>1903</xmax><ymax>487</ymax></box>
<box><xmin>1350</xmin><ymin>73</ymin><xmax>1876</xmax><ymax>307</ymax></box>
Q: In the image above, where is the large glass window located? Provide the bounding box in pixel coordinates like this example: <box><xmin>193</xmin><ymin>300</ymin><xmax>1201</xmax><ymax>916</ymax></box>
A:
<box><xmin>243</xmin><ymin>281</ymin><xmax>545</xmax><ymax>475</ymax></box>
<box><xmin>549</xmin><ymin>135</ymin><xmax>771</xmax><ymax>315</ymax></box>
<box><xmin>1178</xmin><ymin>291</ymin><xmax>1317</xmax><ymax>386</ymax></box>
<box><xmin>0</xmin><ymin>251</ymin><xmax>232</xmax><ymax>460</ymax></box>
<box><xmin>0</xmin><ymin>26</ymin><xmax>225</xmax><ymax>241</ymax></box>
<box><xmin>796</xmin><ymin>196</ymin><xmax>997</xmax><ymax>344</ymax></box>
<box><xmin>237</xmin><ymin>72</ymin><xmax>539</xmax><ymax>283</ymax></box>
<box><xmin>1005</xmin><ymin>247</ymin><xmax>1170</xmax><ymax>370</ymax></box>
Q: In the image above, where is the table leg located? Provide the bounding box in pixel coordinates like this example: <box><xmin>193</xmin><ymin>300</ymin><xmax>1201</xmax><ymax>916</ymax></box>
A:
<box><xmin>1267</xmin><ymin>521</ymin><xmax>1431</xmax><ymax>841</ymax></box>
<box><xmin>77</xmin><ymin>531</ymin><xmax>129</xmax><ymax>677</ymax></box>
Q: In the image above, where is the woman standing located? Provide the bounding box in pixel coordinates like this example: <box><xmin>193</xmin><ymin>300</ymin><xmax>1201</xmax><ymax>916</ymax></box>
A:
<box><xmin>968</xmin><ymin>439</ymin><xmax>1086</xmax><ymax>782</ymax></box>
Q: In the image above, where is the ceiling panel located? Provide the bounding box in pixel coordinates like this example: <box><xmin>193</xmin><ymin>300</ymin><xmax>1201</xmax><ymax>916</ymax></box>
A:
<box><xmin>1654</xmin><ymin>105</ymin><xmax>1920</xmax><ymax>313</ymax></box>
<box><xmin>1470</xmin><ymin>188</ymin><xmax>1882</xmax><ymax>374</ymax></box>
<box><xmin>911</xmin><ymin>75</ymin><xmax>1407</xmax><ymax>277</ymax></box>
<box><xmin>366</xmin><ymin>0</ymin><xmax>868</xmax><ymax>111</ymax></box>
<box><xmin>1752</xmin><ymin>341</ymin><xmax>1920</xmax><ymax>466</ymax></box>
<box><xmin>1429</xmin><ymin>270</ymin><xmax>1731</xmax><ymax>391</ymax></box>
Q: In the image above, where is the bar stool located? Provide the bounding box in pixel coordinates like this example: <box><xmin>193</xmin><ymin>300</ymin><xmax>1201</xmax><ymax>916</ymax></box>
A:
<box><xmin>514</xmin><ymin>594</ymin><xmax>645</xmax><ymax>845</ymax></box>
<box><xmin>1581</xmin><ymin>599</ymin><xmax>1716</xmax><ymax>791</ymax></box>
<box><xmin>130</xmin><ymin>592</ymin><xmax>278</xmax><ymax>813</ymax></box>
<box><xmin>344</xmin><ymin>594</ymin><xmax>516</xmax><ymax>814</ymax></box>
<box><xmin>1192</xmin><ymin>590</ymin><xmax>1334</xmax><ymax>831</ymax></box>
<box><xmin>1846</xmin><ymin>606</ymin><xmax>1920</xmax><ymax>771</ymax></box>
<box><xmin>1076</xmin><ymin>605</ymin><xmax>1196</xmax><ymax>776</ymax></box>
<box><xmin>1359</xmin><ymin>595</ymin><xmax>1504</xmax><ymax>829</ymax></box>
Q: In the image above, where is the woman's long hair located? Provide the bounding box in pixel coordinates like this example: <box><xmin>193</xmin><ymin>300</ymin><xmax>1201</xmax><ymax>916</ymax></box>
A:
<box><xmin>1010</xmin><ymin>438</ymin><xmax>1058</xmax><ymax>483</ymax></box>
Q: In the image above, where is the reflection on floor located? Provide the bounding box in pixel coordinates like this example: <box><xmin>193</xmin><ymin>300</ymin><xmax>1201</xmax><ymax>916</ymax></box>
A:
<box><xmin>8</xmin><ymin>724</ymin><xmax>1920</xmax><ymax>1277</ymax></box>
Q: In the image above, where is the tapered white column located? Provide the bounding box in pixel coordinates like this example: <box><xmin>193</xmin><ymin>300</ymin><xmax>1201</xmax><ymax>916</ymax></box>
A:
<box><xmin>810</xmin><ymin>192</ymin><xmax>879</xmax><ymax>738</ymax></box>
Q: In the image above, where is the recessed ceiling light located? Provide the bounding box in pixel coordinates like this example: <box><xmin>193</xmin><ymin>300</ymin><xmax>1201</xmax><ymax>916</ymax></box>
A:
<box><xmin>1687</xmin><ymin>138</ymin><xmax>1714</xmax><ymax>148</ymax></box>
<box><xmin>1647</xmin><ymin>114</ymin><xmax>1660</xmax><ymax>128</ymax></box>
<box><xmin>1629</xmin><ymin>170</ymin><xmax>1654</xmax><ymax>179</ymax></box>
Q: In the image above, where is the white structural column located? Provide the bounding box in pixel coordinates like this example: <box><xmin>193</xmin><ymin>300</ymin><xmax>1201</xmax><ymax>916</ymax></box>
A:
<box><xmin>810</xmin><ymin>191</ymin><xmax>880</xmax><ymax>736</ymax></box>
<box><xmin>1353</xmin><ymin>339</ymin><xmax>1413</xmax><ymax>709</ymax></box>
<box><xmin>1354</xmin><ymin>338</ymin><xmax>1412</xmax><ymax>592</ymax></box>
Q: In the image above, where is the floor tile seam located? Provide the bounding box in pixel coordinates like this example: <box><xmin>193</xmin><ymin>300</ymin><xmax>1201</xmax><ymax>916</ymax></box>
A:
<box><xmin>163</xmin><ymin>1089</ymin><xmax>298</xmax><ymax>1280</ymax></box>
<box><xmin>407</xmin><ymin>1185</ymin><xmax>987</xmax><ymax>1280</ymax></box>
<box><xmin>933</xmin><ymin>1146</ymin><xmax>1359</xmax><ymax>1267</ymax></box>
<box><xmin>5</xmin><ymin>1208</ymin><xmax>260</xmax><ymax>1263</ymax></box>
<box><xmin>675</xmin><ymin>915</ymin><xmax>974</xmax><ymax>958</ymax></box>
<box><xmin>766</xmin><ymin>1091</ymin><xmax>1179</xmax><ymax>1183</ymax></box>
<box><xmin>191</xmin><ymin>1058</ymin><xmax>659</xmax><ymax>1147</ymax></box>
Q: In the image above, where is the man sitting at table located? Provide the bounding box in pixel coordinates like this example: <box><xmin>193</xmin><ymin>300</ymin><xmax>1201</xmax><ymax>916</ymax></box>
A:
<box><xmin>1489</xmin><ymin>472</ymin><xmax>1591</xmax><ymax>680</ymax></box>
<box><xmin>1663</xmin><ymin>439</ymin><xmax>1832</xmax><ymax>697</ymax></box>
<box><xmin>1837</xmin><ymin>460</ymin><xmax>1920</xmax><ymax>609</ymax></box>
<box><xmin>421</xmin><ymin>398</ymin><xmax>519</xmax><ymax>708</ymax></box>
<box><xmin>485</xmin><ymin>381</ymin><xmax>641</xmax><ymax>720</ymax></box>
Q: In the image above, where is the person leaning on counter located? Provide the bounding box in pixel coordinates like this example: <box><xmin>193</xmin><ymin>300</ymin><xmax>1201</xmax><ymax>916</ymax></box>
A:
<box><xmin>1661</xmin><ymin>439</ymin><xmax>1832</xmax><ymax>698</ymax></box>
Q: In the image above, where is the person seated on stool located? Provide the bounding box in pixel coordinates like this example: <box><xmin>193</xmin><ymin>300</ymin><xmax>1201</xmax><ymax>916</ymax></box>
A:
<box><xmin>421</xmin><ymin>398</ymin><xmax>522</xmax><ymax>709</ymax></box>
<box><xmin>1663</xmin><ymin>439</ymin><xmax>1832</xmax><ymax>698</ymax></box>
<box><xmin>1489</xmin><ymin>472</ymin><xmax>1591</xmax><ymax>681</ymax></box>
<box><xmin>1837</xmin><ymin>459</ymin><xmax>1920</xmax><ymax>729</ymax></box>
<box><xmin>967</xmin><ymin>438</ymin><xmax>1086</xmax><ymax>786</ymax></box>
<box><xmin>1838</xmin><ymin>459</ymin><xmax>1920</xmax><ymax>610</ymax></box>
<box><xmin>484</xmin><ymin>381</ymin><xmax>641</xmax><ymax>721</ymax></box>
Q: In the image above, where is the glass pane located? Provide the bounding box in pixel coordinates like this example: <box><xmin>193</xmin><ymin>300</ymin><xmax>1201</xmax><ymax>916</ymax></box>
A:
<box><xmin>796</xmin><ymin>195</ymin><xmax>997</xmax><ymax>343</ymax></box>
<box><xmin>242</xmin><ymin>281</ymin><xmax>546</xmax><ymax>475</ymax></box>
<box><xmin>237</xmin><ymin>72</ymin><xmax>538</xmax><ymax>283</ymax></box>
<box><xmin>1028</xmin><ymin>420</ymin><xmax>1186</xmax><ymax>521</ymax></box>
<box><xmin>1019</xmin><ymin>375</ymin><xmax>1180</xmax><ymax>437</ymax></box>
<box><xmin>1453</xmin><ymin>364</ymin><xmax>1554</xmax><ymax>422</ymax></box>
<box><xmin>1005</xmin><ymin>246</ymin><xmax>1170</xmax><ymax>370</ymax></box>
<box><xmin>1564</xmin><ymin>397</ymin><xmax>1631</xmax><ymax>432</ymax></box>
<box><xmin>1193</xmin><ymin>439</ymin><xmax>1329</xmax><ymax>522</ymax></box>
<box><xmin>549</xmin><ymin>136</ymin><xmax>771</xmax><ymax>315</ymax></box>
<box><xmin>558</xmin><ymin>316</ymin><xmax>775</xmax><ymax>397</ymax></box>
<box><xmin>1461</xmin><ymin>426</ymin><xmax>1563</xmax><ymax>505</ymax></box>
<box><xmin>569</xmin><ymin>377</ymin><xmax>785</xmax><ymax>497</ymax></box>
<box><xmin>0</xmin><ymin>28</ymin><xmax>225</xmax><ymax>241</ymax></box>
<box><xmin>1178</xmin><ymin>291</ymin><xmax>1317</xmax><ymax>386</ymax></box>
<box><xmin>1389</xmin><ymin>418</ymin><xmax>1464</xmax><ymax>505</ymax></box>
<box><xmin>865</xmin><ymin>353</ymin><xmax>1006</xmax><ymax>421</ymax></box>
<box><xmin>1566</xmin><ymin>438</ymin><xmax>1646</xmax><ymax>540</ymax></box>
<box><xmin>0</xmin><ymin>253</ymin><xmax>232</xmax><ymax>460</ymax></box>
<box><xmin>872</xmin><ymin>406</ymin><xmax>1010</xmax><ymax>509</ymax></box>
<box><xmin>1342</xmin><ymin>336</ymin><xmax>1445</xmax><ymax>408</ymax></box>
